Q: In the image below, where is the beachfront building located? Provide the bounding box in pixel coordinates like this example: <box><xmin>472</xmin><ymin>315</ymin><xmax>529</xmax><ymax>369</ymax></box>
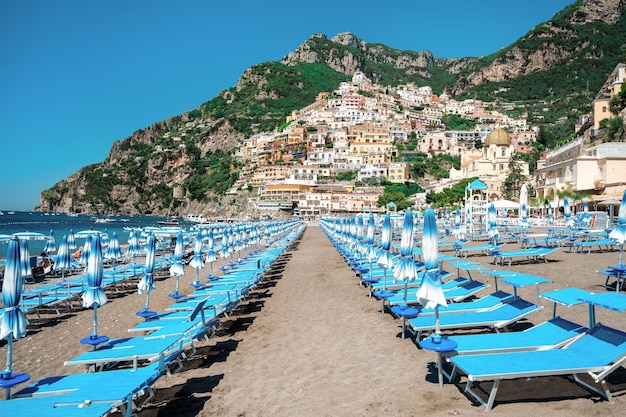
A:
<box><xmin>535</xmin><ymin>140</ymin><xmax>626</xmax><ymax>208</ymax></box>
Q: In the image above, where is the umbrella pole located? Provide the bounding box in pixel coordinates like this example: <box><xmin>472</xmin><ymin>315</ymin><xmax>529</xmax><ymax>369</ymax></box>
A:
<box><xmin>145</xmin><ymin>291</ymin><xmax>151</xmax><ymax>311</ymax></box>
<box><xmin>403</xmin><ymin>281</ymin><xmax>408</xmax><ymax>307</ymax></box>
<box><xmin>4</xmin><ymin>335</ymin><xmax>13</xmax><ymax>399</ymax></box>
<box><xmin>93</xmin><ymin>306</ymin><xmax>98</xmax><ymax>337</ymax></box>
<box><xmin>435</xmin><ymin>306</ymin><xmax>441</xmax><ymax>335</ymax></box>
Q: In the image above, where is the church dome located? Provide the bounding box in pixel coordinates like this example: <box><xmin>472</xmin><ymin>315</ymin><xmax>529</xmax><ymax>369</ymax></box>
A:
<box><xmin>484</xmin><ymin>127</ymin><xmax>511</xmax><ymax>146</ymax></box>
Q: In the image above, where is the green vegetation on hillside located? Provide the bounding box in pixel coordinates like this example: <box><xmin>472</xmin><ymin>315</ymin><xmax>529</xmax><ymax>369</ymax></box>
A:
<box><xmin>200</xmin><ymin>62</ymin><xmax>348</xmax><ymax>135</ymax></box>
<box><xmin>184</xmin><ymin>150</ymin><xmax>240</xmax><ymax>201</ymax></box>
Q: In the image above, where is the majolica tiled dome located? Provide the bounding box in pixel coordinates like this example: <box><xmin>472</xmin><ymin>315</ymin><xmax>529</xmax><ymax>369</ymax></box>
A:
<box><xmin>484</xmin><ymin>127</ymin><xmax>511</xmax><ymax>146</ymax></box>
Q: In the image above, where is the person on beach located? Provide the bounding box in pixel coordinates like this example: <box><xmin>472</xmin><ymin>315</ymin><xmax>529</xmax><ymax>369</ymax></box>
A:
<box><xmin>32</xmin><ymin>252</ymin><xmax>53</xmax><ymax>277</ymax></box>
<box><xmin>73</xmin><ymin>248</ymin><xmax>82</xmax><ymax>260</ymax></box>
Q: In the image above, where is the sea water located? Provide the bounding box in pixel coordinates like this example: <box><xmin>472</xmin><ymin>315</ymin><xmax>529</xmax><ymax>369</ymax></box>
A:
<box><xmin>0</xmin><ymin>211</ymin><xmax>171</xmax><ymax>259</ymax></box>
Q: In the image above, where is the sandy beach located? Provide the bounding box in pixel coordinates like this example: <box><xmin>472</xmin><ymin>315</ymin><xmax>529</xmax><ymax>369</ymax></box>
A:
<box><xmin>2</xmin><ymin>223</ymin><xmax>626</xmax><ymax>416</ymax></box>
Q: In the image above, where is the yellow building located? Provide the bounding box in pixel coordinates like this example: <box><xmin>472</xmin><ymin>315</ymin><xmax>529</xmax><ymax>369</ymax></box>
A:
<box><xmin>453</xmin><ymin>127</ymin><xmax>529</xmax><ymax>199</ymax></box>
<box><xmin>592</xmin><ymin>63</ymin><xmax>626</xmax><ymax>130</ymax></box>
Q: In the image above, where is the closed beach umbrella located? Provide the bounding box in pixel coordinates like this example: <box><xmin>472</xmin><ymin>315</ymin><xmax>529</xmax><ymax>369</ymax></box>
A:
<box><xmin>377</xmin><ymin>214</ymin><xmax>393</xmax><ymax>269</ymax></box>
<box><xmin>44</xmin><ymin>230</ymin><xmax>56</xmax><ymax>254</ymax></box>
<box><xmin>394</xmin><ymin>210</ymin><xmax>419</xmax><ymax>305</ymax></box>
<box><xmin>452</xmin><ymin>208</ymin><xmax>462</xmax><ymax>239</ymax></box>
<box><xmin>487</xmin><ymin>203</ymin><xmax>499</xmax><ymax>244</ymax></box>
<box><xmin>79</xmin><ymin>235</ymin><xmax>92</xmax><ymax>267</ymax></box>
<box><xmin>81</xmin><ymin>235</ymin><xmax>107</xmax><ymax>338</ymax></box>
<box><xmin>519</xmin><ymin>184</ymin><xmax>528</xmax><ymax>228</ymax></box>
<box><xmin>169</xmin><ymin>231</ymin><xmax>185</xmax><ymax>296</ymax></box>
<box><xmin>55</xmin><ymin>235</ymin><xmax>73</xmax><ymax>287</ymax></box>
<box><xmin>137</xmin><ymin>235</ymin><xmax>156</xmax><ymax>314</ymax></box>
<box><xmin>0</xmin><ymin>237</ymin><xmax>29</xmax><ymax>398</ymax></box>
<box><xmin>18</xmin><ymin>239</ymin><xmax>31</xmax><ymax>282</ymax></box>
<box><xmin>67</xmin><ymin>229</ymin><xmax>77</xmax><ymax>250</ymax></box>
<box><xmin>608</xmin><ymin>190</ymin><xmax>626</xmax><ymax>266</ymax></box>
<box><xmin>104</xmin><ymin>231</ymin><xmax>123</xmax><ymax>270</ymax></box>
<box><xmin>564</xmin><ymin>198</ymin><xmax>573</xmax><ymax>227</ymax></box>
<box><xmin>126</xmin><ymin>230</ymin><xmax>142</xmax><ymax>260</ymax></box>
<box><xmin>189</xmin><ymin>232</ymin><xmax>204</xmax><ymax>287</ymax></box>
<box><xmin>548</xmin><ymin>203</ymin><xmax>553</xmax><ymax>224</ymax></box>
<box><xmin>416</xmin><ymin>208</ymin><xmax>448</xmax><ymax>335</ymax></box>
<box><xmin>375</xmin><ymin>213</ymin><xmax>393</xmax><ymax>304</ymax></box>
<box><xmin>206</xmin><ymin>229</ymin><xmax>217</xmax><ymax>280</ymax></box>
<box><xmin>219</xmin><ymin>233</ymin><xmax>229</xmax><ymax>267</ymax></box>
<box><xmin>101</xmin><ymin>229</ymin><xmax>109</xmax><ymax>247</ymax></box>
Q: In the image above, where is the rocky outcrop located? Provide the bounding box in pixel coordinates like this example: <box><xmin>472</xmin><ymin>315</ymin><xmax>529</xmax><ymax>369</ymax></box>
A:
<box><xmin>452</xmin><ymin>0</ymin><xmax>625</xmax><ymax>94</ymax></box>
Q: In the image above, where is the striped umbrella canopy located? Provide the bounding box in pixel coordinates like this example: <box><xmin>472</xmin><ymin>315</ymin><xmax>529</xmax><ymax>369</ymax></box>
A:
<box><xmin>519</xmin><ymin>184</ymin><xmax>528</xmax><ymax>227</ymax></box>
<box><xmin>126</xmin><ymin>230</ymin><xmax>142</xmax><ymax>259</ymax></box>
<box><xmin>548</xmin><ymin>203</ymin><xmax>553</xmax><ymax>224</ymax></box>
<box><xmin>416</xmin><ymin>208</ymin><xmax>448</xmax><ymax>334</ymax></box>
<box><xmin>465</xmin><ymin>206</ymin><xmax>472</xmax><ymax>238</ymax></box>
<box><xmin>103</xmin><ymin>232</ymin><xmax>123</xmax><ymax>267</ymax></box>
<box><xmin>169</xmin><ymin>231</ymin><xmax>185</xmax><ymax>295</ymax></box>
<box><xmin>79</xmin><ymin>235</ymin><xmax>92</xmax><ymax>267</ymax></box>
<box><xmin>67</xmin><ymin>229</ymin><xmax>77</xmax><ymax>250</ymax></box>
<box><xmin>584</xmin><ymin>201</ymin><xmax>589</xmax><ymax>213</ymax></box>
<box><xmin>55</xmin><ymin>235</ymin><xmax>73</xmax><ymax>285</ymax></box>
<box><xmin>11</xmin><ymin>232</ymin><xmax>47</xmax><ymax>241</ymax></box>
<box><xmin>44</xmin><ymin>230</ymin><xmax>56</xmax><ymax>254</ymax></box>
<box><xmin>452</xmin><ymin>208</ymin><xmax>462</xmax><ymax>239</ymax></box>
<box><xmin>206</xmin><ymin>229</ymin><xmax>217</xmax><ymax>280</ymax></box>
<box><xmin>137</xmin><ymin>235</ymin><xmax>157</xmax><ymax>313</ymax></box>
<box><xmin>608</xmin><ymin>190</ymin><xmax>626</xmax><ymax>265</ymax></box>
<box><xmin>81</xmin><ymin>235</ymin><xmax>108</xmax><ymax>338</ymax></box>
<box><xmin>394</xmin><ymin>210</ymin><xmax>418</xmax><ymax>282</ymax></box>
<box><xmin>376</xmin><ymin>213</ymin><xmax>394</xmax><ymax>295</ymax></box>
<box><xmin>0</xmin><ymin>237</ymin><xmax>29</xmax><ymax>397</ymax></box>
<box><xmin>219</xmin><ymin>233</ymin><xmax>229</xmax><ymax>265</ymax></box>
<box><xmin>17</xmin><ymin>238</ymin><xmax>31</xmax><ymax>283</ymax></box>
<box><xmin>487</xmin><ymin>203</ymin><xmax>499</xmax><ymax>244</ymax></box>
<box><xmin>101</xmin><ymin>228</ymin><xmax>109</xmax><ymax>247</ymax></box>
<box><xmin>189</xmin><ymin>232</ymin><xmax>204</xmax><ymax>287</ymax></box>
<box><xmin>564</xmin><ymin>198</ymin><xmax>573</xmax><ymax>227</ymax></box>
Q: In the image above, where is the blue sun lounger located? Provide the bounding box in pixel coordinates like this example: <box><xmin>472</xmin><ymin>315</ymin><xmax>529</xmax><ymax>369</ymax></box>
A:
<box><xmin>386</xmin><ymin>279</ymin><xmax>488</xmax><ymax>307</ymax></box>
<box><xmin>128</xmin><ymin>297</ymin><xmax>220</xmax><ymax>357</ymax></box>
<box><xmin>12</xmin><ymin>361</ymin><xmax>166</xmax><ymax>417</ymax></box>
<box><xmin>455</xmin><ymin>243</ymin><xmax>503</xmax><ymax>258</ymax></box>
<box><xmin>392</xmin><ymin>290</ymin><xmax>514</xmax><ymax>317</ymax></box>
<box><xmin>450</xmin><ymin>324</ymin><xmax>626</xmax><ymax>411</ymax></box>
<box><xmin>446</xmin><ymin>316</ymin><xmax>587</xmax><ymax>357</ymax></box>
<box><xmin>573</xmin><ymin>237</ymin><xmax>618</xmax><ymax>254</ymax></box>
<box><xmin>407</xmin><ymin>298</ymin><xmax>541</xmax><ymax>340</ymax></box>
<box><xmin>493</xmin><ymin>246</ymin><xmax>559</xmax><ymax>266</ymax></box>
<box><xmin>0</xmin><ymin>395</ymin><xmax>113</xmax><ymax>417</ymax></box>
<box><xmin>64</xmin><ymin>334</ymin><xmax>185</xmax><ymax>373</ymax></box>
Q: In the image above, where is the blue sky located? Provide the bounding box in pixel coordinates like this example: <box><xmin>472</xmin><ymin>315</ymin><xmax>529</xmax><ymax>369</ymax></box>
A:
<box><xmin>0</xmin><ymin>0</ymin><xmax>575</xmax><ymax>211</ymax></box>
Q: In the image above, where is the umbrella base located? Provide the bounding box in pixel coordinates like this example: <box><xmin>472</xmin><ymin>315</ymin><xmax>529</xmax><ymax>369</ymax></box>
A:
<box><xmin>136</xmin><ymin>310</ymin><xmax>157</xmax><ymax>320</ymax></box>
<box><xmin>169</xmin><ymin>291</ymin><xmax>186</xmax><ymax>301</ymax></box>
<box><xmin>80</xmin><ymin>335</ymin><xmax>109</xmax><ymax>348</ymax></box>
<box><xmin>0</xmin><ymin>372</ymin><xmax>30</xmax><ymax>391</ymax></box>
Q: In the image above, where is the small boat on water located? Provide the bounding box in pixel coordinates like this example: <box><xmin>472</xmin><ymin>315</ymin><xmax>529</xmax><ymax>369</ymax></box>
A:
<box><xmin>183</xmin><ymin>214</ymin><xmax>212</xmax><ymax>224</ymax></box>
<box><xmin>158</xmin><ymin>218</ymin><xmax>180</xmax><ymax>226</ymax></box>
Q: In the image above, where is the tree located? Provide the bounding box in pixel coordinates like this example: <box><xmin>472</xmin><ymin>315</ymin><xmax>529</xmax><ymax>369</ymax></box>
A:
<box><xmin>377</xmin><ymin>191</ymin><xmax>412</xmax><ymax>211</ymax></box>
<box><xmin>501</xmin><ymin>155</ymin><xmax>527</xmax><ymax>200</ymax></box>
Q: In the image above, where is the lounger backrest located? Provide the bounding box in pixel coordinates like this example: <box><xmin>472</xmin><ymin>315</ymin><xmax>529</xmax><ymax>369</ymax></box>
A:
<box><xmin>568</xmin><ymin>324</ymin><xmax>626</xmax><ymax>361</ymax></box>
<box><xmin>189</xmin><ymin>298</ymin><xmax>208</xmax><ymax>322</ymax></box>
